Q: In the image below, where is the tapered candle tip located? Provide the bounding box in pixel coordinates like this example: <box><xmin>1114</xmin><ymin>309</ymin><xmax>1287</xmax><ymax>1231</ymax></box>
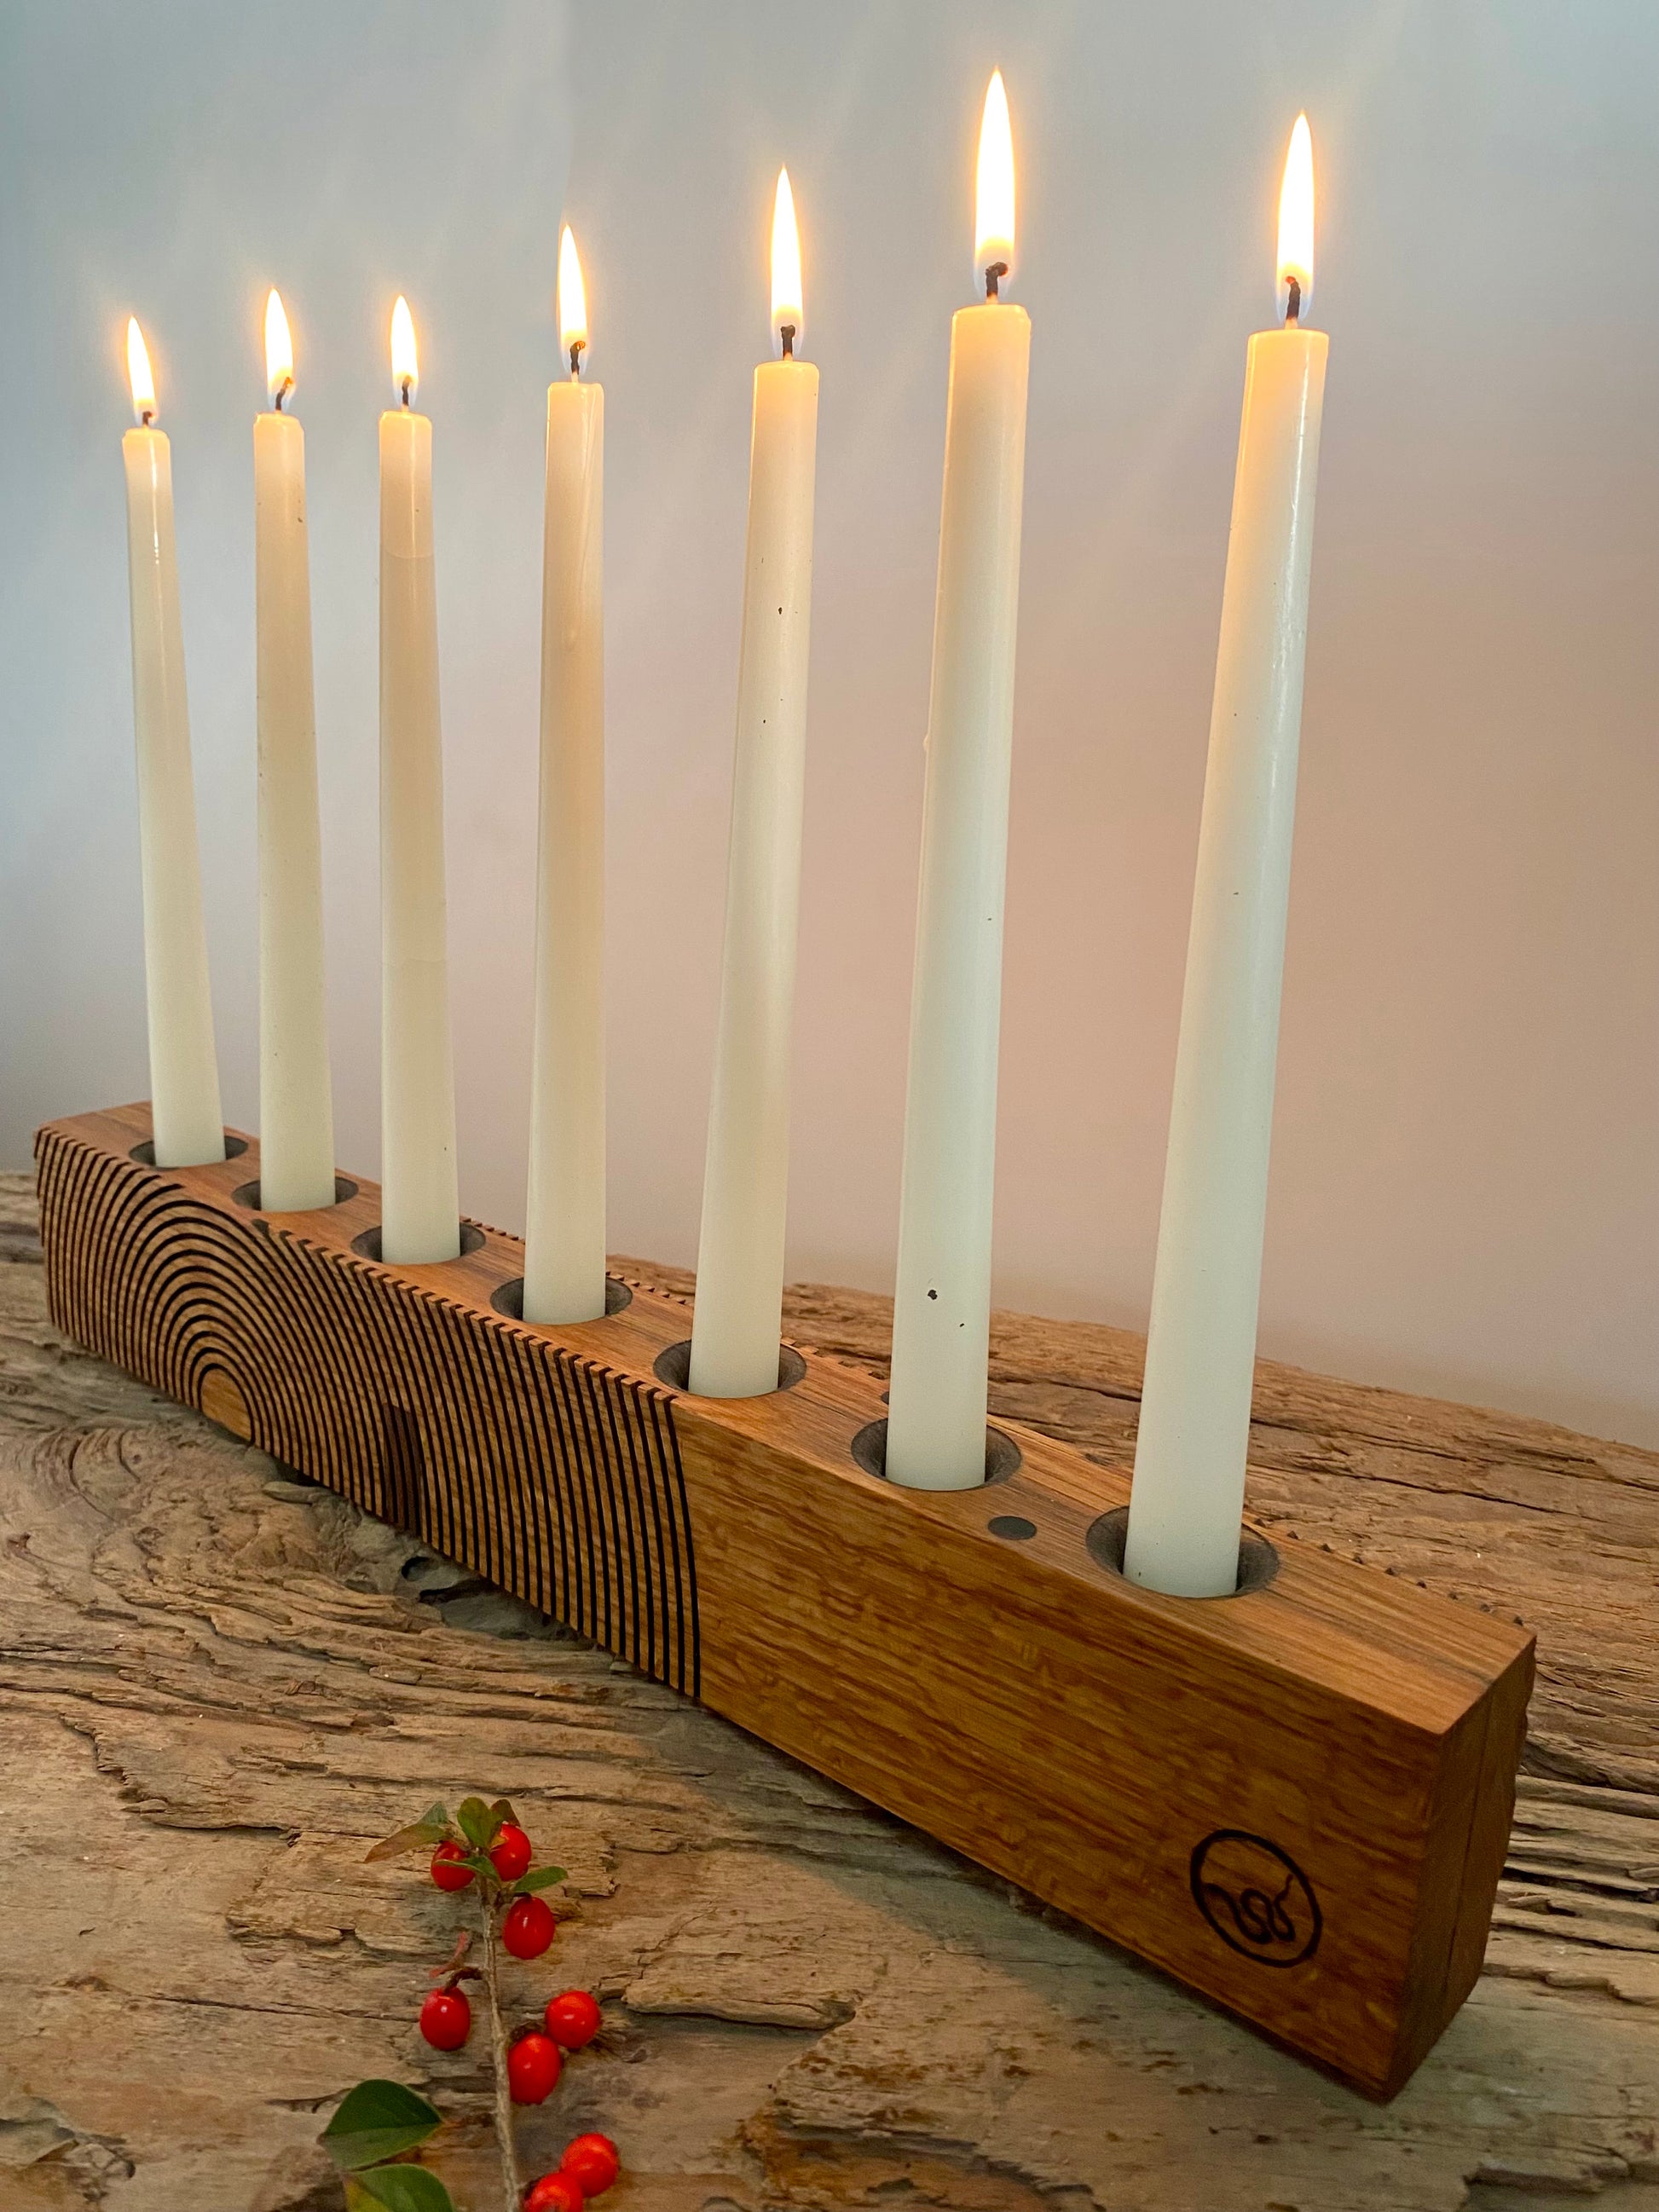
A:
<box><xmin>974</xmin><ymin>69</ymin><xmax>1015</xmax><ymax>292</ymax></box>
<box><xmin>126</xmin><ymin>317</ymin><xmax>156</xmax><ymax>425</ymax></box>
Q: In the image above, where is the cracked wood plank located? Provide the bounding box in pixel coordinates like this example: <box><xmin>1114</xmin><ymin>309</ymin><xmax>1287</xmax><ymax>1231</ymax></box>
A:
<box><xmin>0</xmin><ymin>1176</ymin><xmax>1654</xmax><ymax>2210</ymax></box>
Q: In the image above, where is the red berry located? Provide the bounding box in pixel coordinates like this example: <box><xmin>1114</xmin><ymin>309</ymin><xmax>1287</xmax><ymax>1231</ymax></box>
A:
<box><xmin>431</xmin><ymin>1840</ymin><xmax>475</xmax><ymax>1892</ymax></box>
<box><xmin>561</xmin><ymin>2134</ymin><xmax>620</xmax><ymax>2197</ymax></box>
<box><xmin>502</xmin><ymin>1892</ymin><xmax>556</xmax><ymax>1959</ymax></box>
<box><xmin>506</xmin><ymin>2030</ymin><xmax>562</xmax><ymax>2105</ymax></box>
<box><xmin>419</xmin><ymin>1987</ymin><xmax>471</xmax><ymax>2052</ymax></box>
<box><xmin>489</xmin><ymin>1822</ymin><xmax>533</xmax><ymax>1881</ymax></box>
<box><xmin>524</xmin><ymin>2175</ymin><xmax>585</xmax><ymax>2212</ymax></box>
<box><xmin>544</xmin><ymin>1987</ymin><xmax>602</xmax><ymax>2050</ymax></box>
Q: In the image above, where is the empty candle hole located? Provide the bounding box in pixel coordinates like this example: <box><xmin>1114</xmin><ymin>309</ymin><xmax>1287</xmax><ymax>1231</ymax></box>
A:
<box><xmin>850</xmin><ymin>1419</ymin><xmax>1021</xmax><ymax>1487</ymax></box>
<box><xmin>130</xmin><ymin>1133</ymin><xmax>248</xmax><ymax>1169</ymax></box>
<box><xmin>1084</xmin><ymin>1505</ymin><xmax>1279</xmax><ymax>1597</ymax></box>
<box><xmin>492</xmin><ymin>1276</ymin><xmax>633</xmax><ymax>1322</ymax></box>
<box><xmin>652</xmin><ymin>1339</ymin><xmax>806</xmax><ymax>1395</ymax></box>
<box><xmin>233</xmin><ymin>1176</ymin><xmax>358</xmax><ymax>1213</ymax></box>
<box><xmin>351</xmin><ymin>1222</ymin><xmax>486</xmax><ymax>1264</ymax></box>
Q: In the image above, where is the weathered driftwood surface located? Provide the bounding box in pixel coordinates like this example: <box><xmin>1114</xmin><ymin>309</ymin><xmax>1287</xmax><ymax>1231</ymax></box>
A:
<box><xmin>0</xmin><ymin>1170</ymin><xmax>1654</xmax><ymax>2212</ymax></box>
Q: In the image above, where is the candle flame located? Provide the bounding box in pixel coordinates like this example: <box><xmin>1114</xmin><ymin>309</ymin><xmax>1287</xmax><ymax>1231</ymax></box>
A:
<box><xmin>770</xmin><ymin>167</ymin><xmax>803</xmax><ymax>355</ymax></box>
<box><xmin>1276</xmin><ymin>114</ymin><xmax>1315</xmax><ymax>321</ymax></box>
<box><xmin>390</xmin><ymin>295</ymin><xmax>419</xmax><ymax>405</ymax></box>
<box><xmin>974</xmin><ymin>70</ymin><xmax>1015</xmax><ymax>290</ymax></box>
<box><xmin>126</xmin><ymin>317</ymin><xmax>156</xmax><ymax>424</ymax></box>
<box><xmin>265</xmin><ymin>288</ymin><xmax>294</xmax><ymax>408</ymax></box>
<box><xmin>558</xmin><ymin>225</ymin><xmax>588</xmax><ymax>370</ymax></box>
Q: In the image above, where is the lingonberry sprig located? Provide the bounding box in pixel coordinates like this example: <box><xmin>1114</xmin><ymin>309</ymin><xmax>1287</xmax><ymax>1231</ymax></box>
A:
<box><xmin>316</xmin><ymin>1796</ymin><xmax>621</xmax><ymax>2212</ymax></box>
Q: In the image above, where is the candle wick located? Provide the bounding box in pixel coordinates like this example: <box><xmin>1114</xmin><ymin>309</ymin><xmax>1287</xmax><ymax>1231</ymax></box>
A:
<box><xmin>400</xmin><ymin>376</ymin><xmax>413</xmax><ymax>408</ymax></box>
<box><xmin>568</xmin><ymin>338</ymin><xmax>585</xmax><ymax>380</ymax></box>
<box><xmin>140</xmin><ymin>407</ymin><xmax>154</xmax><ymax>428</ymax></box>
<box><xmin>984</xmin><ymin>261</ymin><xmax>1007</xmax><ymax>301</ymax></box>
<box><xmin>778</xmin><ymin>323</ymin><xmax>795</xmax><ymax>361</ymax></box>
<box><xmin>1284</xmin><ymin>275</ymin><xmax>1302</xmax><ymax>326</ymax></box>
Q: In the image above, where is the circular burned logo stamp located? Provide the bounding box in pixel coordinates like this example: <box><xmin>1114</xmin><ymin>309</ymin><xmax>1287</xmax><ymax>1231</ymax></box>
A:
<box><xmin>1190</xmin><ymin>1831</ymin><xmax>1321</xmax><ymax>1967</ymax></box>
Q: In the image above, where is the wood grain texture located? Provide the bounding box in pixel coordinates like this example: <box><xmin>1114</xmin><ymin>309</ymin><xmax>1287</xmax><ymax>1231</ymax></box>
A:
<box><xmin>0</xmin><ymin>1167</ymin><xmax>1653</xmax><ymax>2208</ymax></box>
<box><xmin>32</xmin><ymin>1106</ymin><xmax>1533</xmax><ymax>2099</ymax></box>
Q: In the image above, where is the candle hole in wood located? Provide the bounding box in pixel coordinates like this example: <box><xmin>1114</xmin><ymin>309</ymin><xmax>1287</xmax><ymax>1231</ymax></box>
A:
<box><xmin>350</xmin><ymin>1222</ymin><xmax>486</xmax><ymax>1265</ymax></box>
<box><xmin>491</xmin><ymin>1275</ymin><xmax>633</xmax><ymax>1323</ymax></box>
<box><xmin>651</xmin><ymin>1339</ymin><xmax>806</xmax><ymax>1395</ymax></box>
<box><xmin>1085</xmin><ymin>1505</ymin><xmax>1279</xmax><ymax>1597</ymax></box>
<box><xmin>988</xmin><ymin>1514</ymin><xmax>1037</xmax><ymax>1541</ymax></box>
<box><xmin>231</xmin><ymin>1176</ymin><xmax>359</xmax><ymax>1214</ymax></box>
<box><xmin>849</xmin><ymin>1418</ymin><xmax>1022</xmax><ymax>1487</ymax></box>
<box><xmin>130</xmin><ymin>1135</ymin><xmax>247</xmax><ymax>1169</ymax></box>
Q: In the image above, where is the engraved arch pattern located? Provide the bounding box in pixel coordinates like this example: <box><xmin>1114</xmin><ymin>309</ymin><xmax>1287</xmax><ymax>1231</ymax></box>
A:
<box><xmin>34</xmin><ymin>1125</ymin><xmax>698</xmax><ymax>1695</ymax></box>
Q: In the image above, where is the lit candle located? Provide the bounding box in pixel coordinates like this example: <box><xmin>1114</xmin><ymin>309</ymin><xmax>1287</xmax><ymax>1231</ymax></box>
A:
<box><xmin>523</xmin><ymin>227</ymin><xmax>607</xmax><ymax>1324</ymax></box>
<box><xmin>1124</xmin><ymin>118</ymin><xmax>1328</xmax><ymax>1597</ymax></box>
<box><xmin>688</xmin><ymin>169</ymin><xmax>820</xmax><ymax>1397</ymax></box>
<box><xmin>120</xmin><ymin>318</ymin><xmax>225</xmax><ymax>1169</ymax></box>
<box><xmin>885</xmin><ymin>74</ymin><xmax>1031</xmax><ymax>1488</ymax></box>
<box><xmin>379</xmin><ymin>296</ymin><xmax>460</xmax><ymax>1264</ymax></box>
<box><xmin>254</xmin><ymin>290</ymin><xmax>335</xmax><ymax>1212</ymax></box>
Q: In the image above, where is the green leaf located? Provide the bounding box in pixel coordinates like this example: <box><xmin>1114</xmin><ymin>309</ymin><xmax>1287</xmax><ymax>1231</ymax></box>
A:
<box><xmin>321</xmin><ymin>2081</ymin><xmax>442</xmax><ymax>2172</ymax></box>
<box><xmin>510</xmin><ymin>1864</ymin><xmax>568</xmax><ymax>1894</ymax></box>
<box><xmin>352</xmin><ymin>2166</ymin><xmax>455</xmax><ymax>2212</ymax></box>
<box><xmin>487</xmin><ymin>1797</ymin><xmax>518</xmax><ymax>1829</ymax></box>
<box><xmin>364</xmin><ymin>1818</ymin><xmax>449</xmax><ymax>1863</ymax></box>
<box><xmin>454</xmin><ymin>1795</ymin><xmax>502</xmax><ymax>1850</ymax></box>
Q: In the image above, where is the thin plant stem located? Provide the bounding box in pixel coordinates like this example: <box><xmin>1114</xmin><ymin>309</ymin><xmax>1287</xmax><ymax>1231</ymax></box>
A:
<box><xmin>482</xmin><ymin>1896</ymin><xmax>522</xmax><ymax>2211</ymax></box>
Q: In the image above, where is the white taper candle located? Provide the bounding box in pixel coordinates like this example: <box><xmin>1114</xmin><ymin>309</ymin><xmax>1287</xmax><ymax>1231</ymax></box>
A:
<box><xmin>1125</xmin><ymin>118</ymin><xmax>1329</xmax><ymax>1596</ymax></box>
<box><xmin>379</xmin><ymin>297</ymin><xmax>460</xmax><ymax>1265</ymax></box>
<box><xmin>689</xmin><ymin>170</ymin><xmax>819</xmax><ymax>1399</ymax></box>
<box><xmin>524</xmin><ymin>228</ymin><xmax>608</xmax><ymax>1324</ymax></box>
<box><xmin>121</xmin><ymin>318</ymin><xmax>224</xmax><ymax>1170</ymax></box>
<box><xmin>254</xmin><ymin>291</ymin><xmax>335</xmax><ymax>1212</ymax></box>
<box><xmin>885</xmin><ymin>75</ymin><xmax>1030</xmax><ymax>1488</ymax></box>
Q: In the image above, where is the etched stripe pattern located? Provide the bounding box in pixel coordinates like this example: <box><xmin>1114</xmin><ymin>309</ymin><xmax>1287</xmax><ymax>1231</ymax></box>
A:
<box><xmin>34</xmin><ymin>1126</ymin><xmax>699</xmax><ymax>1695</ymax></box>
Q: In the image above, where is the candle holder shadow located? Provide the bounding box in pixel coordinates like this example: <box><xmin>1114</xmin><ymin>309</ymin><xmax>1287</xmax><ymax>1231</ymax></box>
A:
<box><xmin>34</xmin><ymin>1103</ymin><xmax>1533</xmax><ymax>2100</ymax></box>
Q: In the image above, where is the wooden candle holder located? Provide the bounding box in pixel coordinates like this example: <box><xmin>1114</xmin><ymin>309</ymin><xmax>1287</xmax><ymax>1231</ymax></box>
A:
<box><xmin>34</xmin><ymin>1103</ymin><xmax>1532</xmax><ymax>2099</ymax></box>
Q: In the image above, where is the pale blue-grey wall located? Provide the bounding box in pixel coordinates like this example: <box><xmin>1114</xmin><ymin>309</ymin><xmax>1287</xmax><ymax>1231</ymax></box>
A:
<box><xmin>3</xmin><ymin>1</ymin><xmax>1656</xmax><ymax>1445</ymax></box>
